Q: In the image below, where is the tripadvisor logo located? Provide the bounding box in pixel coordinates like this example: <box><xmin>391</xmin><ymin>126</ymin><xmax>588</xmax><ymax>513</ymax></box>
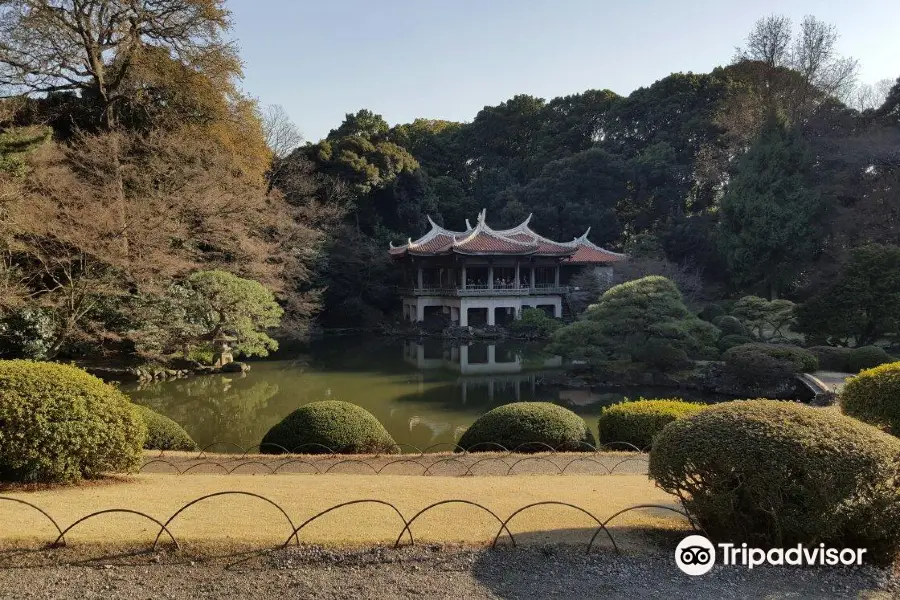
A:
<box><xmin>675</xmin><ymin>535</ymin><xmax>868</xmax><ymax>576</ymax></box>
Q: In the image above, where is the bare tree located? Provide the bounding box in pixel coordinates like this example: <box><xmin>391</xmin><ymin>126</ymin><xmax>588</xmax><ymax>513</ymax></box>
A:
<box><xmin>0</xmin><ymin>0</ymin><xmax>237</xmax><ymax>129</ymax></box>
<box><xmin>853</xmin><ymin>78</ymin><xmax>895</xmax><ymax>112</ymax></box>
<box><xmin>262</xmin><ymin>104</ymin><xmax>303</xmax><ymax>159</ymax></box>
<box><xmin>733</xmin><ymin>14</ymin><xmax>859</xmax><ymax>118</ymax></box>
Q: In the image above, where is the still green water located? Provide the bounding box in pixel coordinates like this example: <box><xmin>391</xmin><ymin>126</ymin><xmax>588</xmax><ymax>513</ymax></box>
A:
<box><xmin>124</xmin><ymin>336</ymin><xmax>729</xmax><ymax>451</ymax></box>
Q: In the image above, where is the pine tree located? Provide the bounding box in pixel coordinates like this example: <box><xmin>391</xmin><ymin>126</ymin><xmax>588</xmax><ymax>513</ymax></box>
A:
<box><xmin>719</xmin><ymin>115</ymin><xmax>827</xmax><ymax>298</ymax></box>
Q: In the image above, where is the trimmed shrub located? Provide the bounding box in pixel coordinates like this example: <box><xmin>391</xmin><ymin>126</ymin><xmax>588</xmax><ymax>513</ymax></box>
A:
<box><xmin>717</xmin><ymin>334</ymin><xmax>754</xmax><ymax>352</ymax></box>
<box><xmin>633</xmin><ymin>339</ymin><xmax>691</xmax><ymax>372</ymax></box>
<box><xmin>711</xmin><ymin>315</ymin><xmax>749</xmax><ymax>337</ymax></box>
<box><xmin>133</xmin><ymin>405</ymin><xmax>197</xmax><ymax>451</ymax></box>
<box><xmin>650</xmin><ymin>400</ymin><xmax>900</xmax><ymax>564</ymax></box>
<box><xmin>847</xmin><ymin>345</ymin><xmax>893</xmax><ymax>373</ymax></box>
<box><xmin>841</xmin><ymin>361</ymin><xmax>900</xmax><ymax>435</ymax></box>
<box><xmin>698</xmin><ymin>303</ymin><xmax>726</xmax><ymax>322</ymax></box>
<box><xmin>0</xmin><ymin>360</ymin><xmax>146</xmax><ymax>483</ymax></box>
<box><xmin>508</xmin><ymin>307</ymin><xmax>562</xmax><ymax>337</ymax></box>
<box><xmin>723</xmin><ymin>343</ymin><xmax>817</xmax><ymax>384</ymax></box>
<box><xmin>808</xmin><ymin>346</ymin><xmax>852</xmax><ymax>372</ymax></box>
<box><xmin>261</xmin><ymin>400</ymin><xmax>396</xmax><ymax>454</ymax></box>
<box><xmin>597</xmin><ymin>399</ymin><xmax>706</xmax><ymax>449</ymax></box>
<box><xmin>458</xmin><ymin>402</ymin><xmax>594</xmax><ymax>452</ymax></box>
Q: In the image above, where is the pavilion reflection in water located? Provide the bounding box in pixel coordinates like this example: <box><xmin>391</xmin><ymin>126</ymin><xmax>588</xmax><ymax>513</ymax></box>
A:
<box><xmin>402</xmin><ymin>339</ymin><xmax>563</xmax><ymax>406</ymax></box>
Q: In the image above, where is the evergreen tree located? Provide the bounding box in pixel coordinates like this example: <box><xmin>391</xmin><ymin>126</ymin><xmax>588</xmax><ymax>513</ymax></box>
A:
<box><xmin>719</xmin><ymin>115</ymin><xmax>827</xmax><ymax>298</ymax></box>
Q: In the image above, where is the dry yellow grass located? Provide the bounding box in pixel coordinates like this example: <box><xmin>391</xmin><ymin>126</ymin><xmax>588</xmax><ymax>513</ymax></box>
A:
<box><xmin>0</xmin><ymin>473</ymin><xmax>687</xmax><ymax>553</ymax></box>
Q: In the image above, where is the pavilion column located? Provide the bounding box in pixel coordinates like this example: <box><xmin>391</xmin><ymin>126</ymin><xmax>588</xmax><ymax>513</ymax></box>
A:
<box><xmin>461</xmin><ymin>265</ymin><xmax>467</xmax><ymax>290</ymax></box>
<box><xmin>555</xmin><ymin>265</ymin><xmax>560</xmax><ymax>287</ymax></box>
<box><xmin>488</xmin><ymin>265</ymin><xmax>494</xmax><ymax>290</ymax></box>
<box><xmin>514</xmin><ymin>262</ymin><xmax>520</xmax><ymax>289</ymax></box>
<box><xmin>529</xmin><ymin>266</ymin><xmax>535</xmax><ymax>290</ymax></box>
<box><xmin>417</xmin><ymin>267</ymin><xmax>423</xmax><ymax>291</ymax></box>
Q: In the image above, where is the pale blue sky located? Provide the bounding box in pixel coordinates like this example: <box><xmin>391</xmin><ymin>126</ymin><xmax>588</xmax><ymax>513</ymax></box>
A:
<box><xmin>227</xmin><ymin>0</ymin><xmax>900</xmax><ymax>141</ymax></box>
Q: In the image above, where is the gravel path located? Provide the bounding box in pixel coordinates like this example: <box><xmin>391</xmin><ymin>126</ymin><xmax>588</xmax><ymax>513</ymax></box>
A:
<box><xmin>1</xmin><ymin>545</ymin><xmax>896</xmax><ymax>599</ymax></box>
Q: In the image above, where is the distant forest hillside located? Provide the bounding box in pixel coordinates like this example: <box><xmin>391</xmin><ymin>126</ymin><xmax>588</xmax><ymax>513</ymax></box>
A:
<box><xmin>280</xmin><ymin>16</ymin><xmax>899</xmax><ymax>327</ymax></box>
<box><xmin>0</xmin><ymin>4</ymin><xmax>897</xmax><ymax>357</ymax></box>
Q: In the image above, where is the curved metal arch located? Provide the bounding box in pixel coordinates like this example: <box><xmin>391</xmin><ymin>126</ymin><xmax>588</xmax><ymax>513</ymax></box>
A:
<box><xmin>462</xmin><ymin>456</ymin><xmax>513</xmax><ymax>476</ymax></box>
<box><xmin>226</xmin><ymin>461</ymin><xmax>277</xmax><ymax>475</ymax></box>
<box><xmin>0</xmin><ymin>496</ymin><xmax>65</xmax><ymax>542</ymax></box>
<box><xmin>52</xmin><ymin>509</ymin><xmax>178</xmax><ymax>549</ymax></box>
<box><xmin>423</xmin><ymin>442</ymin><xmax>469</xmax><ymax>455</ymax></box>
<box><xmin>152</xmin><ymin>491</ymin><xmax>298</xmax><ymax>549</ymax></box>
<box><xmin>567</xmin><ymin>440</ymin><xmax>602</xmax><ymax>453</ymax></box>
<box><xmin>422</xmin><ymin>457</ymin><xmax>471</xmax><ymax>476</ymax></box>
<box><xmin>607</xmin><ymin>454</ymin><xmax>650</xmax><ymax>475</ymax></box>
<box><xmin>559</xmin><ymin>456</ymin><xmax>612</xmax><ymax>475</ymax></box>
<box><xmin>493</xmin><ymin>501</ymin><xmax>617</xmax><ymax>554</ymax></box>
<box><xmin>588</xmin><ymin>504</ymin><xmax>694</xmax><ymax>552</ymax></box>
<box><xmin>138</xmin><ymin>459</ymin><xmax>184</xmax><ymax>474</ymax></box>
<box><xmin>597</xmin><ymin>441</ymin><xmax>645</xmax><ymax>453</ymax></box>
<box><xmin>388</xmin><ymin>443</ymin><xmax>426</xmax><ymax>457</ymax></box>
<box><xmin>505</xmin><ymin>456</ymin><xmax>564</xmax><ymax>476</ymax></box>
<box><xmin>394</xmin><ymin>500</ymin><xmax>514</xmax><ymax>549</ymax></box>
<box><xmin>375</xmin><ymin>458</ymin><xmax>429</xmax><ymax>475</ymax></box>
<box><xmin>270</xmin><ymin>459</ymin><xmax>323</xmax><ymax>475</ymax></box>
<box><xmin>196</xmin><ymin>441</ymin><xmax>249</xmax><ymax>459</ymax></box>
<box><xmin>243</xmin><ymin>443</ymin><xmax>292</xmax><ymax>457</ymax></box>
<box><xmin>180</xmin><ymin>462</ymin><xmax>229</xmax><ymax>475</ymax></box>
<box><xmin>462</xmin><ymin>442</ymin><xmax>511</xmax><ymax>455</ymax></box>
<box><xmin>289</xmin><ymin>443</ymin><xmax>339</xmax><ymax>456</ymax></box>
<box><xmin>323</xmin><ymin>460</ymin><xmax>379</xmax><ymax>475</ymax></box>
<box><xmin>510</xmin><ymin>442</ymin><xmax>559</xmax><ymax>454</ymax></box>
<box><xmin>282</xmin><ymin>500</ymin><xmax>412</xmax><ymax>548</ymax></box>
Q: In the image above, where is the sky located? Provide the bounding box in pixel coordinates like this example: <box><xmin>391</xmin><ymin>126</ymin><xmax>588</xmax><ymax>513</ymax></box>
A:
<box><xmin>227</xmin><ymin>0</ymin><xmax>900</xmax><ymax>142</ymax></box>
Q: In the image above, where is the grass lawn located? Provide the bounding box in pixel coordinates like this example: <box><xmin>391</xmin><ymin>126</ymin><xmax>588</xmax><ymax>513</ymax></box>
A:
<box><xmin>0</xmin><ymin>472</ymin><xmax>688</xmax><ymax>555</ymax></box>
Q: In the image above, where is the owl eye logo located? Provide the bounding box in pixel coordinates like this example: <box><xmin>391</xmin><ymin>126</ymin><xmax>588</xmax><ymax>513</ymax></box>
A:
<box><xmin>679</xmin><ymin>546</ymin><xmax>712</xmax><ymax>565</ymax></box>
<box><xmin>675</xmin><ymin>535</ymin><xmax>716</xmax><ymax>575</ymax></box>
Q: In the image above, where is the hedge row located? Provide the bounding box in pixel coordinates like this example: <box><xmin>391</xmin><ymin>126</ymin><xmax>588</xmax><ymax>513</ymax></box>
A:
<box><xmin>808</xmin><ymin>345</ymin><xmax>893</xmax><ymax>373</ymax></box>
<box><xmin>650</xmin><ymin>400</ymin><xmax>900</xmax><ymax>565</ymax></box>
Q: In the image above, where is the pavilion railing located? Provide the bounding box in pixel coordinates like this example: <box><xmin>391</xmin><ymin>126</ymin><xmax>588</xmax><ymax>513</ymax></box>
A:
<box><xmin>399</xmin><ymin>286</ymin><xmax>570</xmax><ymax>297</ymax></box>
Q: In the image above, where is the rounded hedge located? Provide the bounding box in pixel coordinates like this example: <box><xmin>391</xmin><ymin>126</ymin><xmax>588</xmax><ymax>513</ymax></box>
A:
<box><xmin>847</xmin><ymin>345</ymin><xmax>893</xmax><ymax>373</ymax></box>
<box><xmin>650</xmin><ymin>400</ymin><xmax>900</xmax><ymax>564</ymax></box>
<box><xmin>457</xmin><ymin>402</ymin><xmax>594</xmax><ymax>452</ymax></box>
<box><xmin>0</xmin><ymin>360</ymin><xmax>146</xmax><ymax>483</ymax></box>
<box><xmin>808</xmin><ymin>346</ymin><xmax>852</xmax><ymax>372</ymax></box>
<box><xmin>841</xmin><ymin>361</ymin><xmax>900</xmax><ymax>435</ymax></box>
<box><xmin>133</xmin><ymin>404</ymin><xmax>197</xmax><ymax>451</ymax></box>
<box><xmin>597</xmin><ymin>399</ymin><xmax>706</xmax><ymax>449</ymax></box>
<box><xmin>634</xmin><ymin>339</ymin><xmax>691</xmax><ymax>372</ymax></box>
<box><xmin>717</xmin><ymin>334</ymin><xmax>754</xmax><ymax>352</ymax></box>
<box><xmin>723</xmin><ymin>343</ymin><xmax>817</xmax><ymax>383</ymax></box>
<box><xmin>260</xmin><ymin>400</ymin><xmax>396</xmax><ymax>454</ymax></box>
<box><xmin>711</xmin><ymin>315</ymin><xmax>749</xmax><ymax>337</ymax></box>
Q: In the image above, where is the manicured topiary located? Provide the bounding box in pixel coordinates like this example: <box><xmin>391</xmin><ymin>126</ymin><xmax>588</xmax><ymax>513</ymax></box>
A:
<box><xmin>847</xmin><ymin>345</ymin><xmax>893</xmax><ymax>373</ymax></box>
<box><xmin>133</xmin><ymin>404</ymin><xmax>197</xmax><ymax>451</ymax></box>
<box><xmin>650</xmin><ymin>400</ymin><xmax>900</xmax><ymax>564</ymax></box>
<box><xmin>457</xmin><ymin>402</ymin><xmax>594</xmax><ymax>452</ymax></box>
<box><xmin>808</xmin><ymin>346</ymin><xmax>852</xmax><ymax>372</ymax></box>
<box><xmin>633</xmin><ymin>339</ymin><xmax>692</xmax><ymax>372</ymax></box>
<box><xmin>597</xmin><ymin>399</ymin><xmax>706</xmax><ymax>449</ymax></box>
<box><xmin>711</xmin><ymin>315</ymin><xmax>749</xmax><ymax>337</ymax></box>
<box><xmin>0</xmin><ymin>360</ymin><xmax>146</xmax><ymax>483</ymax></box>
<box><xmin>717</xmin><ymin>334</ymin><xmax>754</xmax><ymax>352</ymax></box>
<box><xmin>260</xmin><ymin>400</ymin><xmax>396</xmax><ymax>454</ymax></box>
<box><xmin>841</xmin><ymin>361</ymin><xmax>900</xmax><ymax>435</ymax></box>
<box><xmin>722</xmin><ymin>343</ymin><xmax>817</xmax><ymax>384</ymax></box>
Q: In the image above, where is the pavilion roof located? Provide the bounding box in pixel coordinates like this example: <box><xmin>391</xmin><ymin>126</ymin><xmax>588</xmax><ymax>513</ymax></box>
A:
<box><xmin>389</xmin><ymin>210</ymin><xmax>626</xmax><ymax>264</ymax></box>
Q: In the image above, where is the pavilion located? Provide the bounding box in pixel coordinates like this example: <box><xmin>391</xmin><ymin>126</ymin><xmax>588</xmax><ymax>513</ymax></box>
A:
<box><xmin>389</xmin><ymin>210</ymin><xmax>625</xmax><ymax>326</ymax></box>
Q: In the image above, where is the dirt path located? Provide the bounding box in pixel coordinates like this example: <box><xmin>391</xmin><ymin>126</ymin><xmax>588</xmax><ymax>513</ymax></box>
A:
<box><xmin>0</xmin><ymin>546</ymin><xmax>896</xmax><ymax>599</ymax></box>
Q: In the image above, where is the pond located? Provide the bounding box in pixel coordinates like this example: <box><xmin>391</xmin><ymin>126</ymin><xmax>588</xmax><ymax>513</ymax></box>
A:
<box><xmin>124</xmin><ymin>336</ymin><xmax>732</xmax><ymax>451</ymax></box>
